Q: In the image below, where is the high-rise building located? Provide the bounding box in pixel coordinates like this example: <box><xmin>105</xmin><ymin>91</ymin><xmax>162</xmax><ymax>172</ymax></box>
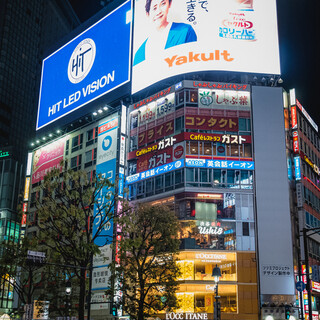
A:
<box><xmin>0</xmin><ymin>0</ymin><xmax>80</xmax><ymax>313</ymax></box>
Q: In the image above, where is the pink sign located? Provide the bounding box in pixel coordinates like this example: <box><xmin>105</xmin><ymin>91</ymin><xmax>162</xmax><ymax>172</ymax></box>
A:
<box><xmin>32</xmin><ymin>138</ymin><xmax>65</xmax><ymax>184</ymax></box>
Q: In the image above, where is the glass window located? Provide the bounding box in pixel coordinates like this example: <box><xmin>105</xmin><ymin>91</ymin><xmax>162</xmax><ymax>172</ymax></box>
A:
<box><xmin>243</xmin><ymin>222</ymin><xmax>249</xmax><ymax>236</ymax></box>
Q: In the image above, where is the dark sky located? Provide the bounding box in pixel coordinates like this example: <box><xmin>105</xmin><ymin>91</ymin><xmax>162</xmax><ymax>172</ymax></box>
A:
<box><xmin>69</xmin><ymin>0</ymin><xmax>320</xmax><ymax>125</ymax></box>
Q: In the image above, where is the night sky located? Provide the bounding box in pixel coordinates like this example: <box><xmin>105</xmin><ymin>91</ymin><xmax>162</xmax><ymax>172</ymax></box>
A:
<box><xmin>69</xmin><ymin>0</ymin><xmax>320</xmax><ymax>125</ymax></box>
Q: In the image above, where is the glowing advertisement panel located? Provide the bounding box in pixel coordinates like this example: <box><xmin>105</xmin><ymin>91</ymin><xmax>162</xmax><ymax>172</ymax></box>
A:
<box><xmin>186</xmin><ymin>158</ymin><xmax>254</xmax><ymax>170</ymax></box>
<box><xmin>93</xmin><ymin>115</ymin><xmax>118</xmax><ymax>248</ymax></box>
<box><xmin>36</xmin><ymin>0</ymin><xmax>132</xmax><ymax>130</ymax></box>
<box><xmin>132</xmin><ymin>0</ymin><xmax>280</xmax><ymax>93</ymax></box>
<box><xmin>92</xmin><ymin>115</ymin><xmax>118</xmax><ymax>291</ymax></box>
<box><xmin>294</xmin><ymin>156</ymin><xmax>301</xmax><ymax>181</ymax></box>
<box><xmin>31</xmin><ymin>137</ymin><xmax>66</xmax><ymax>184</ymax></box>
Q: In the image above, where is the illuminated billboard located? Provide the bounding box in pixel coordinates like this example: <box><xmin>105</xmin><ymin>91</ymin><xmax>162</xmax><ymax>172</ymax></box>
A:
<box><xmin>36</xmin><ymin>0</ymin><xmax>132</xmax><ymax>130</ymax></box>
<box><xmin>132</xmin><ymin>0</ymin><xmax>280</xmax><ymax>93</ymax></box>
<box><xmin>32</xmin><ymin>137</ymin><xmax>66</xmax><ymax>184</ymax></box>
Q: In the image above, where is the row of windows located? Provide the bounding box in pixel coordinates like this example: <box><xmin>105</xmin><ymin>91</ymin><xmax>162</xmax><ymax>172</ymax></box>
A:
<box><xmin>186</xmin><ymin>141</ymin><xmax>252</xmax><ymax>158</ymax></box>
<box><xmin>65</xmin><ymin>128</ymin><xmax>98</xmax><ymax>155</ymax></box>
<box><xmin>304</xmin><ymin>186</ymin><xmax>320</xmax><ymax>212</ymax></box>
<box><xmin>300</xmin><ymin>137</ymin><xmax>320</xmax><ymax>167</ymax></box>
<box><xmin>128</xmin><ymin>168</ymin><xmax>254</xmax><ymax>200</ymax></box>
<box><xmin>302</xmin><ymin>162</ymin><xmax>320</xmax><ymax>190</ymax></box>
<box><xmin>298</xmin><ymin>113</ymin><xmax>320</xmax><ymax>152</ymax></box>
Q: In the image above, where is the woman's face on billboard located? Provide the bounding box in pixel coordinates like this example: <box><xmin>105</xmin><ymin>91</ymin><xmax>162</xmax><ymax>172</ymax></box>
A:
<box><xmin>148</xmin><ymin>0</ymin><xmax>171</xmax><ymax>30</ymax></box>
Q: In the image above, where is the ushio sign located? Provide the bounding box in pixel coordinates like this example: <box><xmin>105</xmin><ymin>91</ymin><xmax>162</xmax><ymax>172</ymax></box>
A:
<box><xmin>166</xmin><ymin>313</ymin><xmax>208</xmax><ymax>320</ymax></box>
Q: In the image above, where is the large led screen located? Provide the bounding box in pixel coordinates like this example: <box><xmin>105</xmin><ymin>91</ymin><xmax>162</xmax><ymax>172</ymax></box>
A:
<box><xmin>36</xmin><ymin>0</ymin><xmax>132</xmax><ymax>130</ymax></box>
<box><xmin>132</xmin><ymin>0</ymin><xmax>280</xmax><ymax>94</ymax></box>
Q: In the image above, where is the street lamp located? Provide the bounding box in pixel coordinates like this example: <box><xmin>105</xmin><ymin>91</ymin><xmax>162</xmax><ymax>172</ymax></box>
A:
<box><xmin>212</xmin><ymin>265</ymin><xmax>221</xmax><ymax>320</ymax></box>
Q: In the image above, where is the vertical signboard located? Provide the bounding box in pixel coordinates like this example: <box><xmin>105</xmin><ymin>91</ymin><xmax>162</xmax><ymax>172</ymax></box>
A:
<box><xmin>252</xmin><ymin>86</ymin><xmax>295</xmax><ymax>300</ymax></box>
<box><xmin>294</xmin><ymin>156</ymin><xmax>302</xmax><ymax>181</ymax></box>
<box><xmin>92</xmin><ymin>114</ymin><xmax>119</xmax><ymax>291</ymax></box>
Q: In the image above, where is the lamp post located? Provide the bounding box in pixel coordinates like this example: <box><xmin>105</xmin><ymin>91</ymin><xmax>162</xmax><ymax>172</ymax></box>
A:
<box><xmin>65</xmin><ymin>280</ymin><xmax>72</xmax><ymax>317</ymax></box>
<box><xmin>212</xmin><ymin>265</ymin><xmax>221</xmax><ymax>320</ymax></box>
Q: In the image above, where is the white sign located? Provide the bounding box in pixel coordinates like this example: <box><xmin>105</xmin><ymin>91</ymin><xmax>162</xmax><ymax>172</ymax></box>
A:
<box><xmin>132</xmin><ymin>0</ymin><xmax>280</xmax><ymax>93</ymax></box>
<box><xmin>92</xmin><ymin>266</ymin><xmax>111</xmax><ymax>290</ymax></box>
<box><xmin>93</xmin><ymin>244</ymin><xmax>113</xmax><ymax>267</ymax></box>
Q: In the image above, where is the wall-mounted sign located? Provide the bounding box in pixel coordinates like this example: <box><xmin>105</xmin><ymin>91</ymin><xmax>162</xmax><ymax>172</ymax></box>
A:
<box><xmin>300</xmin><ymin>151</ymin><xmax>320</xmax><ymax>176</ymax></box>
<box><xmin>199</xmin><ymin>89</ymin><xmax>250</xmax><ymax>108</ymax></box>
<box><xmin>166</xmin><ymin>313</ymin><xmax>208</xmax><ymax>320</ymax></box>
<box><xmin>186</xmin><ymin>158</ymin><xmax>254</xmax><ymax>170</ymax></box>
<box><xmin>24</xmin><ymin>177</ymin><xmax>30</xmax><ymax>201</ymax></box>
<box><xmin>126</xmin><ymin>159</ymin><xmax>184</xmax><ymax>184</ymax></box>
<box><xmin>36</xmin><ymin>0</ymin><xmax>132</xmax><ymax>130</ymax></box>
<box><xmin>296</xmin><ymin>182</ymin><xmax>303</xmax><ymax>208</ymax></box>
<box><xmin>293</xmin><ymin>131</ymin><xmax>299</xmax><ymax>153</ymax></box>
<box><xmin>138</xmin><ymin>119</ymin><xmax>174</xmax><ymax>146</ymax></box>
<box><xmin>193</xmin><ymin>81</ymin><xmax>249</xmax><ymax>91</ymax></box>
<box><xmin>132</xmin><ymin>0</ymin><xmax>280</xmax><ymax>94</ymax></box>
<box><xmin>32</xmin><ymin>137</ymin><xmax>66</xmax><ymax>184</ymax></box>
<box><xmin>197</xmin><ymin>222</ymin><xmax>223</xmax><ymax>235</ymax></box>
<box><xmin>0</xmin><ymin>150</ymin><xmax>10</xmax><ymax>158</ymax></box>
<box><xmin>294</xmin><ymin>156</ymin><xmax>301</xmax><ymax>181</ymax></box>
<box><xmin>291</xmin><ymin>106</ymin><xmax>298</xmax><ymax>130</ymax></box>
<box><xmin>187</xmin><ymin>132</ymin><xmax>250</xmax><ymax>144</ymax></box>
<box><xmin>296</xmin><ymin>99</ymin><xmax>318</xmax><ymax>132</ymax></box>
<box><xmin>185</xmin><ymin>115</ymin><xmax>238</xmax><ymax>131</ymax></box>
<box><xmin>133</xmin><ymin>86</ymin><xmax>173</xmax><ymax>109</ymax></box>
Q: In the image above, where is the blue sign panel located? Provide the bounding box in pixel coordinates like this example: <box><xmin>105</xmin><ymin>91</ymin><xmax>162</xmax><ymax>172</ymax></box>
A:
<box><xmin>93</xmin><ymin>116</ymin><xmax>118</xmax><ymax>247</ymax></box>
<box><xmin>294</xmin><ymin>156</ymin><xmax>301</xmax><ymax>181</ymax></box>
<box><xmin>186</xmin><ymin>159</ymin><xmax>255</xmax><ymax>170</ymax></box>
<box><xmin>126</xmin><ymin>159</ymin><xmax>184</xmax><ymax>184</ymax></box>
<box><xmin>36</xmin><ymin>0</ymin><xmax>132</xmax><ymax>130</ymax></box>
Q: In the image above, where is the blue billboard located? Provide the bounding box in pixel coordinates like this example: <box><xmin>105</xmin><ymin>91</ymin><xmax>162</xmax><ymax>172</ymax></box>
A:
<box><xmin>36</xmin><ymin>0</ymin><xmax>132</xmax><ymax>130</ymax></box>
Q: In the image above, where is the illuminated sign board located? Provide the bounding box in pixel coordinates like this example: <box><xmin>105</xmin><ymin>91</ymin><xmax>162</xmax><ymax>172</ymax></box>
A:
<box><xmin>291</xmin><ymin>106</ymin><xmax>297</xmax><ymax>130</ymax></box>
<box><xmin>296</xmin><ymin>99</ymin><xmax>318</xmax><ymax>132</ymax></box>
<box><xmin>0</xmin><ymin>150</ymin><xmax>10</xmax><ymax>158</ymax></box>
<box><xmin>293</xmin><ymin>131</ymin><xmax>299</xmax><ymax>153</ymax></box>
<box><xmin>132</xmin><ymin>0</ymin><xmax>280</xmax><ymax>93</ymax></box>
<box><xmin>185</xmin><ymin>158</ymin><xmax>254</xmax><ymax>170</ymax></box>
<box><xmin>126</xmin><ymin>159</ymin><xmax>184</xmax><ymax>184</ymax></box>
<box><xmin>198</xmin><ymin>88</ymin><xmax>251</xmax><ymax>108</ymax></box>
<box><xmin>300</xmin><ymin>151</ymin><xmax>320</xmax><ymax>176</ymax></box>
<box><xmin>294</xmin><ymin>156</ymin><xmax>301</xmax><ymax>181</ymax></box>
<box><xmin>166</xmin><ymin>313</ymin><xmax>208</xmax><ymax>320</ymax></box>
<box><xmin>32</xmin><ymin>138</ymin><xmax>66</xmax><ymax>184</ymax></box>
<box><xmin>36</xmin><ymin>0</ymin><xmax>132</xmax><ymax>130</ymax></box>
<box><xmin>24</xmin><ymin>177</ymin><xmax>30</xmax><ymax>201</ymax></box>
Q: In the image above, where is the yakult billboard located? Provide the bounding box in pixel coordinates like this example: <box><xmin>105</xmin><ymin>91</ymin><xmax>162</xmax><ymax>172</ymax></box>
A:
<box><xmin>132</xmin><ymin>0</ymin><xmax>280</xmax><ymax>93</ymax></box>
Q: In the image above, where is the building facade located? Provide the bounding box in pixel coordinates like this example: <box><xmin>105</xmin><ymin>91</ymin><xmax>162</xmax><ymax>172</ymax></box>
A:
<box><xmin>0</xmin><ymin>0</ymin><xmax>80</xmax><ymax>313</ymax></box>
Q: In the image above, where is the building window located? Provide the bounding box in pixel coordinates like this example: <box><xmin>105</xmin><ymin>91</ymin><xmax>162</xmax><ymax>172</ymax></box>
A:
<box><xmin>70</xmin><ymin>155</ymin><xmax>82</xmax><ymax>171</ymax></box>
<box><xmin>86</xmin><ymin>127</ymin><xmax>98</xmax><ymax>147</ymax></box>
<box><xmin>71</xmin><ymin>134</ymin><xmax>83</xmax><ymax>152</ymax></box>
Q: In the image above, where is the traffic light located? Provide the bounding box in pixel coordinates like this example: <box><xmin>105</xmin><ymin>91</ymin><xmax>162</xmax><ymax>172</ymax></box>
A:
<box><xmin>285</xmin><ymin>305</ymin><xmax>290</xmax><ymax>320</ymax></box>
<box><xmin>111</xmin><ymin>303</ymin><xmax>117</xmax><ymax>317</ymax></box>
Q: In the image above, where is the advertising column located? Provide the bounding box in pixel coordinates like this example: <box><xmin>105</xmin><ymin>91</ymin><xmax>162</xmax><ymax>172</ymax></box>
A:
<box><xmin>92</xmin><ymin>114</ymin><xmax>119</xmax><ymax>310</ymax></box>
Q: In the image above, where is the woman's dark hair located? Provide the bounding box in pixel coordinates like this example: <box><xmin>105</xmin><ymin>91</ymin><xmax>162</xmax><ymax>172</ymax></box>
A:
<box><xmin>145</xmin><ymin>0</ymin><xmax>172</xmax><ymax>14</ymax></box>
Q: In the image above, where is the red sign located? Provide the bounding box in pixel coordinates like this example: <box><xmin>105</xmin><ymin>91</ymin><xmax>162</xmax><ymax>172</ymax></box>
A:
<box><xmin>134</xmin><ymin>87</ymin><xmax>173</xmax><ymax>109</ymax></box>
<box><xmin>174</xmin><ymin>145</ymin><xmax>184</xmax><ymax>159</ymax></box>
<box><xmin>21</xmin><ymin>213</ymin><xmax>27</xmax><ymax>226</ymax></box>
<box><xmin>138</xmin><ymin>119</ymin><xmax>174</xmax><ymax>147</ymax></box>
<box><xmin>98</xmin><ymin>118</ymin><xmax>118</xmax><ymax>135</ymax></box>
<box><xmin>193</xmin><ymin>81</ymin><xmax>248</xmax><ymax>91</ymax></box>
<box><xmin>23</xmin><ymin>202</ymin><xmax>28</xmax><ymax>212</ymax></box>
<box><xmin>137</xmin><ymin>147</ymin><xmax>173</xmax><ymax>173</ymax></box>
<box><xmin>312</xmin><ymin>281</ymin><xmax>320</xmax><ymax>293</ymax></box>
<box><xmin>291</xmin><ymin>106</ymin><xmax>298</xmax><ymax>129</ymax></box>
<box><xmin>293</xmin><ymin>131</ymin><xmax>299</xmax><ymax>153</ymax></box>
<box><xmin>185</xmin><ymin>115</ymin><xmax>238</xmax><ymax>131</ymax></box>
<box><xmin>185</xmin><ymin>132</ymin><xmax>251</xmax><ymax>144</ymax></box>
